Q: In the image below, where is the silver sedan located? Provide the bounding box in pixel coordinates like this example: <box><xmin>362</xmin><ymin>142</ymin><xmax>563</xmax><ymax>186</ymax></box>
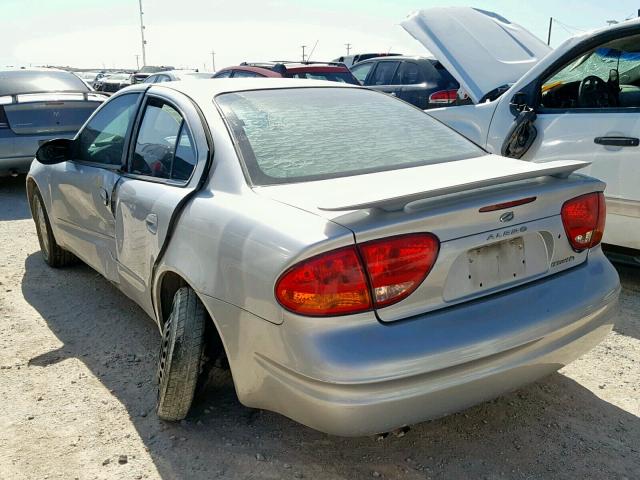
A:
<box><xmin>27</xmin><ymin>79</ymin><xmax>620</xmax><ymax>436</ymax></box>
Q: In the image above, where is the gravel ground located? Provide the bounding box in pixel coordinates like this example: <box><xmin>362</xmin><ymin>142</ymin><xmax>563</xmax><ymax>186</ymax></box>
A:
<box><xmin>1</xmin><ymin>175</ymin><xmax>638</xmax><ymax>480</ymax></box>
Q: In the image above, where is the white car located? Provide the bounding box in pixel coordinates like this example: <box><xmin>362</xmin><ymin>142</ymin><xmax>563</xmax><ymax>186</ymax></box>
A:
<box><xmin>403</xmin><ymin>7</ymin><xmax>640</xmax><ymax>255</ymax></box>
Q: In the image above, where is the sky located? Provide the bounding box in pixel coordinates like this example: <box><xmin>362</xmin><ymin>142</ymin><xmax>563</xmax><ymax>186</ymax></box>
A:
<box><xmin>1</xmin><ymin>0</ymin><xmax>639</xmax><ymax>71</ymax></box>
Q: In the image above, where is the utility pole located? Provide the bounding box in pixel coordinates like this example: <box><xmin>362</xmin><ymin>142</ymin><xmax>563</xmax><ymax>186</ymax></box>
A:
<box><xmin>547</xmin><ymin>17</ymin><xmax>553</xmax><ymax>45</ymax></box>
<box><xmin>210</xmin><ymin>50</ymin><xmax>216</xmax><ymax>72</ymax></box>
<box><xmin>135</xmin><ymin>54</ymin><xmax>140</xmax><ymax>70</ymax></box>
<box><xmin>138</xmin><ymin>0</ymin><xmax>147</xmax><ymax>67</ymax></box>
<box><xmin>301</xmin><ymin>45</ymin><xmax>307</xmax><ymax>62</ymax></box>
<box><xmin>345</xmin><ymin>43</ymin><xmax>351</xmax><ymax>55</ymax></box>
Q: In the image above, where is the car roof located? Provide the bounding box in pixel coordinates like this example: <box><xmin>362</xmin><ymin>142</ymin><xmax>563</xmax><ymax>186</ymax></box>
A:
<box><xmin>355</xmin><ymin>55</ymin><xmax>437</xmax><ymax>64</ymax></box>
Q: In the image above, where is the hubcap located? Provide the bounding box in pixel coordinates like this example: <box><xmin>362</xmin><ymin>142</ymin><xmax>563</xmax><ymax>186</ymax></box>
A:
<box><xmin>157</xmin><ymin>315</ymin><xmax>173</xmax><ymax>397</ymax></box>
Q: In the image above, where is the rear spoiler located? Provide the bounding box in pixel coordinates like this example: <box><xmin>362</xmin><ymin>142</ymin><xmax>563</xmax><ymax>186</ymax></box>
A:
<box><xmin>318</xmin><ymin>158</ymin><xmax>589</xmax><ymax>211</ymax></box>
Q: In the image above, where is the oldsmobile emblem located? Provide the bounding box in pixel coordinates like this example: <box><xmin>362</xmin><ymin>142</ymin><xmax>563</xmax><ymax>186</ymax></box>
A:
<box><xmin>499</xmin><ymin>211</ymin><xmax>515</xmax><ymax>223</ymax></box>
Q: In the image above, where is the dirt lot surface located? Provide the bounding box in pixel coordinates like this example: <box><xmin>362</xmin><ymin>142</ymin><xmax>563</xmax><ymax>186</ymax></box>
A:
<box><xmin>0</xmin><ymin>175</ymin><xmax>638</xmax><ymax>480</ymax></box>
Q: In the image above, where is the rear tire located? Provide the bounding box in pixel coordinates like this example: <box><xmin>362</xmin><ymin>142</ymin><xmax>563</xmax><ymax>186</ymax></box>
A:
<box><xmin>156</xmin><ymin>287</ymin><xmax>207</xmax><ymax>421</ymax></box>
<box><xmin>32</xmin><ymin>189</ymin><xmax>77</xmax><ymax>268</ymax></box>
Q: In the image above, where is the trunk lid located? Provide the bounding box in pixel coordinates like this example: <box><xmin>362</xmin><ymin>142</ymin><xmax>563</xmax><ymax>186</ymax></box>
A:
<box><xmin>256</xmin><ymin>156</ymin><xmax>604</xmax><ymax>322</ymax></box>
<box><xmin>1</xmin><ymin>93</ymin><xmax>103</xmax><ymax>135</ymax></box>
<box><xmin>401</xmin><ymin>7</ymin><xmax>551</xmax><ymax>103</ymax></box>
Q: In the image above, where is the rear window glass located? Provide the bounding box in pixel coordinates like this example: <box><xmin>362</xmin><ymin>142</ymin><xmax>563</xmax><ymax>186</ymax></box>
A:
<box><xmin>287</xmin><ymin>71</ymin><xmax>359</xmax><ymax>84</ymax></box>
<box><xmin>216</xmin><ymin>87</ymin><xmax>482</xmax><ymax>185</ymax></box>
<box><xmin>0</xmin><ymin>70</ymin><xmax>90</xmax><ymax>96</ymax></box>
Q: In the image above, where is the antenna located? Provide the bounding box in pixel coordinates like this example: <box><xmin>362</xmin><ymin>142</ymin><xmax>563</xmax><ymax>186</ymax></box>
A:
<box><xmin>306</xmin><ymin>40</ymin><xmax>319</xmax><ymax>62</ymax></box>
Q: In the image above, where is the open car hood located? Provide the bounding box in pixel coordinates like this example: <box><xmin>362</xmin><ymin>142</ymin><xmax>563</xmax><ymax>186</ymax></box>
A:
<box><xmin>401</xmin><ymin>7</ymin><xmax>552</xmax><ymax>103</ymax></box>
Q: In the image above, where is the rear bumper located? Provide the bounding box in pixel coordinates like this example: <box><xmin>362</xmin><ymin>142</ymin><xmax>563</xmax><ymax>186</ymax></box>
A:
<box><xmin>201</xmin><ymin>249</ymin><xmax>620</xmax><ymax>437</ymax></box>
<box><xmin>0</xmin><ymin>155</ymin><xmax>33</xmax><ymax>175</ymax></box>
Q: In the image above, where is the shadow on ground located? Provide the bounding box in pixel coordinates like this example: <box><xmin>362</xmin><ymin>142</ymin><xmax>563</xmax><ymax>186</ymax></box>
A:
<box><xmin>0</xmin><ymin>175</ymin><xmax>30</xmax><ymax>221</ymax></box>
<box><xmin>21</xmin><ymin>249</ymin><xmax>640</xmax><ymax>480</ymax></box>
<box><xmin>613</xmin><ymin>264</ymin><xmax>640</xmax><ymax>340</ymax></box>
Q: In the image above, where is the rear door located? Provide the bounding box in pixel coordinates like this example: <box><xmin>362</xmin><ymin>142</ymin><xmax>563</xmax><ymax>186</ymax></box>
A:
<box><xmin>362</xmin><ymin>60</ymin><xmax>401</xmax><ymax>97</ymax></box>
<box><xmin>48</xmin><ymin>92</ymin><xmax>142</xmax><ymax>281</ymax></box>
<box><xmin>113</xmin><ymin>89</ymin><xmax>209</xmax><ymax>315</ymax></box>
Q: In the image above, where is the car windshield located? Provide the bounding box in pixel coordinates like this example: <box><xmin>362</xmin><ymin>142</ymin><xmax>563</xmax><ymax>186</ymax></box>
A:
<box><xmin>0</xmin><ymin>70</ymin><xmax>90</xmax><ymax>95</ymax></box>
<box><xmin>287</xmin><ymin>71</ymin><xmax>359</xmax><ymax>84</ymax></box>
<box><xmin>216</xmin><ymin>87</ymin><xmax>483</xmax><ymax>185</ymax></box>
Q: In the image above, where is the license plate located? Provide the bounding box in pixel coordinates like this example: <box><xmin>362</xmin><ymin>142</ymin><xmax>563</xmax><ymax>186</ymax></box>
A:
<box><xmin>467</xmin><ymin>237</ymin><xmax>526</xmax><ymax>290</ymax></box>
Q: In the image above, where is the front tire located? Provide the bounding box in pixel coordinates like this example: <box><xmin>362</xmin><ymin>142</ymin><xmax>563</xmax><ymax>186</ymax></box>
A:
<box><xmin>156</xmin><ymin>287</ymin><xmax>207</xmax><ymax>421</ymax></box>
<box><xmin>32</xmin><ymin>189</ymin><xmax>76</xmax><ymax>268</ymax></box>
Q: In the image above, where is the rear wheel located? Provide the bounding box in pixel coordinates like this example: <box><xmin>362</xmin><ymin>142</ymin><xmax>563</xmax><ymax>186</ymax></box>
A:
<box><xmin>156</xmin><ymin>287</ymin><xmax>207</xmax><ymax>421</ymax></box>
<box><xmin>32</xmin><ymin>189</ymin><xmax>76</xmax><ymax>268</ymax></box>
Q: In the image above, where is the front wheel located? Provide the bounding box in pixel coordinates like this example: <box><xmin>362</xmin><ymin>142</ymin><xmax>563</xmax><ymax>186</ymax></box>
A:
<box><xmin>32</xmin><ymin>189</ymin><xmax>76</xmax><ymax>268</ymax></box>
<box><xmin>156</xmin><ymin>287</ymin><xmax>207</xmax><ymax>421</ymax></box>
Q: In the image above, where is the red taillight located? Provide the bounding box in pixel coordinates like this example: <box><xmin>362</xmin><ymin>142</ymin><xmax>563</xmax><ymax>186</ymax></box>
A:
<box><xmin>275</xmin><ymin>233</ymin><xmax>440</xmax><ymax>316</ymax></box>
<box><xmin>561</xmin><ymin>192</ymin><xmax>606</xmax><ymax>252</ymax></box>
<box><xmin>275</xmin><ymin>246</ymin><xmax>372</xmax><ymax>316</ymax></box>
<box><xmin>358</xmin><ymin>233</ymin><xmax>439</xmax><ymax>308</ymax></box>
<box><xmin>428</xmin><ymin>89</ymin><xmax>458</xmax><ymax>105</ymax></box>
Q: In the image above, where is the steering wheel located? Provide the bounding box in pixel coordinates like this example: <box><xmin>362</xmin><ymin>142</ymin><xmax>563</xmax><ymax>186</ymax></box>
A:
<box><xmin>578</xmin><ymin>75</ymin><xmax>608</xmax><ymax>108</ymax></box>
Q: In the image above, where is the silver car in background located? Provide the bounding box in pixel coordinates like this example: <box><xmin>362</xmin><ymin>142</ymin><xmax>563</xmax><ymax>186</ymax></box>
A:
<box><xmin>0</xmin><ymin>68</ymin><xmax>105</xmax><ymax>176</ymax></box>
<box><xmin>26</xmin><ymin>79</ymin><xmax>620</xmax><ymax>436</ymax></box>
<box><xmin>142</xmin><ymin>70</ymin><xmax>215</xmax><ymax>84</ymax></box>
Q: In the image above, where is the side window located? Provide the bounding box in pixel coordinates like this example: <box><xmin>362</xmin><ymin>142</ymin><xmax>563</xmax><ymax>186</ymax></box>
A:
<box><xmin>143</xmin><ymin>75</ymin><xmax>157</xmax><ymax>84</ymax></box>
<box><xmin>232</xmin><ymin>70</ymin><xmax>263</xmax><ymax>78</ymax></box>
<box><xmin>393</xmin><ymin>62</ymin><xmax>424</xmax><ymax>85</ymax></box>
<box><xmin>172</xmin><ymin>124</ymin><xmax>196</xmax><ymax>181</ymax></box>
<box><xmin>350</xmin><ymin>62</ymin><xmax>374</xmax><ymax>84</ymax></box>
<box><xmin>131</xmin><ymin>97</ymin><xmax>197</xmax><ymax>181</ymax></box>
<box><xmin>75</xmin><ymin>93</ymin><xmax>140</xmax><ymax>165</ymax></box>
<box><xmin>214</xmin><ymin>70</ymin><xmax>232</xmax><ymax>78</ymax></box>
<box><xmin>540</xmin><ymin>35</ymin><xmax>640</xmax><ymax>109</ymax></box>
<box><xmin>156</xmin><ymin>75</ymin><xmax>171</xmax><ymax>83</ymax></box>
<box><xmin>369</xmin><ymin>61</ymin><xmax>400</xmax><ymax>86</ymax></box>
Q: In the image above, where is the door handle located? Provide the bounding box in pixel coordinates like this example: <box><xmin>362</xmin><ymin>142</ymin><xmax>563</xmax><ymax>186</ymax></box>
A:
<box><xmin>145</xmin><ymin>213</ymin><xmax>158</xmax><ymax>234</ymax></box>
<box><xmin>594</xmin><ymin>136</ymin><xmax>639</xmax><ymax>147</ymax></box>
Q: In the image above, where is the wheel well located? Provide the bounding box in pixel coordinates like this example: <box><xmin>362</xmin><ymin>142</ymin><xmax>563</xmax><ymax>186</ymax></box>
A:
<box><xmin>158</xmin><ymin>272</ymin><xmax>227</xmax><ymax>366</ymax></box>
<box><xmin>26</xmin><ymin>178</ymin><xmax>38</xmax><ymax>214</ymax></box>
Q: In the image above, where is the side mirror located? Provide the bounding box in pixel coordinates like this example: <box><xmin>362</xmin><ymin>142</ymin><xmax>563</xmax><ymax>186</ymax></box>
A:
<box><xmin>509</xmin><ymin>91</ymin><xmax>530</xmax><ymax>114</ymax></box>
<box><xmin>35</xmin><ymin>138</ymin><xmax>73</xmax><ymax>165</ymax></box>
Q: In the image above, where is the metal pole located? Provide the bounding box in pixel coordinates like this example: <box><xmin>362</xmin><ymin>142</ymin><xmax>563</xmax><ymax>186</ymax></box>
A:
<box><xmin>547</xmin><ymin>17</ymin><xmax>552</xmax><ymax>45</ymax></box>
<box><xmin>135</xmin><ymin>54</ymin><xmax>140</xmax><ymax>70</ymax></box>
<box><xmin>301</xmin><ymin>45</ymin><xmax>306</xmax><ymax>62</ymax></box>
<box><xmin>345</xmin><ymin>43</ymin><xmax>351</xmax><ymax>55</ymax></box>
<box><xmin>138</xmin><ymin>0</ymin><xmax>147</xmax><ymax>67</ymax></box>
<box><xmin>210</xmin><ymin>50</ymin><xmax>216</xmax><ymax>72</ymax></box>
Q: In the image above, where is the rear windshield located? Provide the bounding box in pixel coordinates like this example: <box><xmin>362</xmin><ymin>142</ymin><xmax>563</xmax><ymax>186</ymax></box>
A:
<box><xmin>286</xmin><ymin>71</ymin><xmax>359</xmax><ymax>84</ymax></box>
<box><xmin>0</xmin><ymin>70</ymin><xmax>90</xmax><ymax>95</ymax></box>
<box><xmin>216</xmin><ymin>87</ymin><xmax>483</xmax><ymax>185</ymax></box>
